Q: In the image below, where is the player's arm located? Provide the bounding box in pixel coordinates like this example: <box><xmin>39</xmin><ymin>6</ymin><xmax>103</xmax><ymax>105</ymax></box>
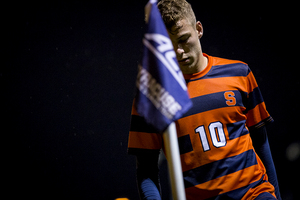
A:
<box><xmin>136</xmin><ymin>150</ymin><xmax>161</xmax><ymax>200</ymax></box>
<box><xmin>250</xmin><ymin>126</ymin><xmax>281</xmax><ymax>200</ymax></box>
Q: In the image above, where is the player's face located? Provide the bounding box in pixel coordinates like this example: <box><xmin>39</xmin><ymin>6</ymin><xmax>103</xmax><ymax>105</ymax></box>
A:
<box><xmin>168</xmin><ymin>19</ymin><xmax>203</xmax><ymax>74</ymax></box>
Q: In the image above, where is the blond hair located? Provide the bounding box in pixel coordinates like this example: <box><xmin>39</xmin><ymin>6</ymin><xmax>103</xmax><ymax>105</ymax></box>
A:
<box><xmin>157</xmin><ymin>0</ymin><xmax>196</xmax><ymax>30</ymax></box>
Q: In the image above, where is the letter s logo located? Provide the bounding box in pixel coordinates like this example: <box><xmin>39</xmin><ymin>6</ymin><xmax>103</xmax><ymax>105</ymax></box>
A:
<box><xmin>224</xmin><ymin>91</ymin><xmax>236</xmax><ymax>106</ymax></box>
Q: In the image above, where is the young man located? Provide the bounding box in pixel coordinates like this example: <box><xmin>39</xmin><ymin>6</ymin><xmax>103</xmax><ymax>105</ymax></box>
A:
<box><xmin>128</xmin><ymin>0</ymin><xmax>281</xmax><ymax>199</ymax></box>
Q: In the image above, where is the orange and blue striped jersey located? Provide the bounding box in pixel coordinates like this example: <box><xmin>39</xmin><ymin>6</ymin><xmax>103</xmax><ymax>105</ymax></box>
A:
<box><xmin>128</xmin><ymin>54</ymin><xmax>276</xmax><ymax>199</ymax></box>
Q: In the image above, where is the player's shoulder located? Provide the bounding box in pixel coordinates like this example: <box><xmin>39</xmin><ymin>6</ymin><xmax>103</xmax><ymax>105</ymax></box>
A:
<box><xmin>207</xmin><ymin>54</ymin><xmax>251</xmax><ymax>77</ymax></box>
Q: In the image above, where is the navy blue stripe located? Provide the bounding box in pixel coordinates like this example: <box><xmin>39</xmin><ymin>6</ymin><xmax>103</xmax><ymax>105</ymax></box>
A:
<box><xmin>178</xmin><ymin>135</ymin><xmax>193</xmax><ymax>154</ymax></box>
<box><xmin>130</xmin><ymin>115</ymin><xmax>157</xmax><ymax>133</ymax></box>
<box><xmin>183</xmin><ymin>149</ymin><xmax>257</xmax><ymax>188</ymax></box>
<box><xmin>182</xmin><ymin>90</ymin><xmax>244</xmax><ymax>118</ymax></box>
<box><xmin>227</xmin><ymin>120</ymin><xmax>249</xmax><ymax>140</ymax></box>
<box><xmin>188</xmin><ymin>63</ymin><xmax>250</xmax><ymax>82</ymax></box>
<box><xmin>245</xmin><ymin>87</ymin><xmax>264</xmax><ymax>113</ymax></box>
<box><xmin>205</xmin><ymin>175</ymin><xmax>266</xmax><ymax>200</ymax></box>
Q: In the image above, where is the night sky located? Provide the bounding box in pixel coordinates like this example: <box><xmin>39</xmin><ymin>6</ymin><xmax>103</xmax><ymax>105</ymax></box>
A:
<box><xmin>4</xmin><ymin>1</ymin><xmax>299</xmax><ymax>199</ymax></box>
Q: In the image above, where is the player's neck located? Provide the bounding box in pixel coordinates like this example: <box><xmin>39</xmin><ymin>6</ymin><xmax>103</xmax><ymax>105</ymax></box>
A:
<box><xmin>198</xmin><ymin>53</ymin><xmax>208</xmax><ymax>73</ymax></box>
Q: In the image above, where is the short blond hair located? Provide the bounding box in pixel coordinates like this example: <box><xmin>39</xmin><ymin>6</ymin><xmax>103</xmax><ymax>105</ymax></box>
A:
<box><xmin>157</xmin><ymin>0</ymin><xmax>196</xmax><ymax>30</ymax></box>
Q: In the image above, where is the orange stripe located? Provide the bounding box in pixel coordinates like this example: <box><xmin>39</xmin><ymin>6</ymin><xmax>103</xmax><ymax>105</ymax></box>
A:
<box><xmin>185</xmin><ymin>165</ymin><xmax>264</xmax><ymax>200</ymax></box>
<box><xmin>186</xmin><ymin>70</ymin><xmax>259</xmax><ymax>100</ymax></box>
<box><xmin>241</xmin><ymin>181</ymin><xmax>276</xmax><ymax>200</ymax></box>
<box><xmin>128</xmin><ymin>131</ymin><xmax>162</xmax><ymax>150</ymax></box>
<box><xmin>212</xmin><ymin>56</ymin><xmax>247</xmax><ymax>66</ymax></box>
<box><xmin>187</xmin><ymin>76</ymin><xmax>248</xmax><ymax>99</ymax></box>
<box><xmin>246</xmin><ymin>71</ymin><xmax>259</xmax><ymax>93</ymax></box>
<box><xmin>131</xmin><ymin>99</ymin><xmax>139</xmax><ymax>115</ymax></box>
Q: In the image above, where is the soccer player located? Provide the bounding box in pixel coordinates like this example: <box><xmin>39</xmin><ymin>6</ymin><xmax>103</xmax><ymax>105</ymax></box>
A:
<box><xmin>128</xmin><ymin>0</ymin><xmax>281</xmax><ymax>199</ymax></box>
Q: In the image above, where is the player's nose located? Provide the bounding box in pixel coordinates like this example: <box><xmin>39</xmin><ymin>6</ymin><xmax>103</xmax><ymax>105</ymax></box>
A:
<box><xmin>176</xmin><ymin>45</ymin><xmax>184</xmax><ymax>57</ymax></box>
<box><xmin>176</xmin><ymin>48</ymin><xmax>184</xmax><ymax>55</ymax></box>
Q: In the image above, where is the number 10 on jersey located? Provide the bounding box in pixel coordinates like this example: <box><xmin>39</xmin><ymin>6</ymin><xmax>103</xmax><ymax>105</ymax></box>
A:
<box><xmin>195</xmin><ymin>122</ymin><xmax>227</xmax><ymax>152</ymax></box>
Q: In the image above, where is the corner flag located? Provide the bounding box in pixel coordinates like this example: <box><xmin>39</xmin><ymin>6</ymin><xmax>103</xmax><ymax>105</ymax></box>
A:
<box><xmin>135</xmin><ymin>0</ymin><xmax>192</xmax><ymax>132</ymax></box>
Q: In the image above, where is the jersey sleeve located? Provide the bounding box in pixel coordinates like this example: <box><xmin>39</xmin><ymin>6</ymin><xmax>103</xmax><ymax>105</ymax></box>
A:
<box><xmin>128</xmin><ymin>99</ymin><xmax>163</xmax><ymax>155</ymax></box>
<box><xmin>245</xmin><ymin>69</ymin><xmax>274</xmax><ymax>130</ymax></box>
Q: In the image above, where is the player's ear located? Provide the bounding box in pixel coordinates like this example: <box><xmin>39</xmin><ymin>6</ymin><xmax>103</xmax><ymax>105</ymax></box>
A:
<box><xmin>196</xmin><ymin>21</ymin><xmax>203</xmax><ymax>39</ymax></box>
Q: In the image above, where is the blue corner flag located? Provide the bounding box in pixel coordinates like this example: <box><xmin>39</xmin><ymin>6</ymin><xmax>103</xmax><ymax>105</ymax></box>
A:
<box><xmin>135</xmin><ymin>0</ymin><xmax>192</xmax><ymax>132</ymax></box>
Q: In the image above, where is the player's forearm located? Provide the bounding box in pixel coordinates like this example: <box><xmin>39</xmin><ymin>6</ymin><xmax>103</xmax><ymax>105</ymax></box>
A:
<box><xmin>258</xmin><ymin>137</ymin><xmax>281</xmax><ymax>200</ymax></box>
<box><xmin>251</xmin><ymin>126</ymin><xmax>281</xmax><ymax>200</ymax></box>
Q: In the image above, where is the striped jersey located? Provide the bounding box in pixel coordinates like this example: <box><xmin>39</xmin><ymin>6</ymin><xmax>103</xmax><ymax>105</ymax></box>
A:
<box><xmin>128</xmin><ymin>53</ymin><xmax>276</xmax><ymax>199</ymax></box>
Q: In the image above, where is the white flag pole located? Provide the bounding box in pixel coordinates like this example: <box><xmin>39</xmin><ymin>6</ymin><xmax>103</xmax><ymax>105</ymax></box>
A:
<box><xmin>144</xmin><ymin>1</ymin><xmax>186</xmax><ymax>199</ymax></box>
<box><xmin>162</xmin><ymin>122</ymin><xmax>186</xmax><ymax>200</ymax></box>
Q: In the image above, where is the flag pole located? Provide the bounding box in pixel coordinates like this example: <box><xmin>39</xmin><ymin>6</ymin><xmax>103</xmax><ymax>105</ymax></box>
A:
<box><xmin>162</xmin><ymin>122</ymin><xmax>186</xmax><ymax>200</ymax></box>
<box><xmin>141</xmin><ymin>0</ymin><xmax>188</xmax><ymax>199</ymax></box>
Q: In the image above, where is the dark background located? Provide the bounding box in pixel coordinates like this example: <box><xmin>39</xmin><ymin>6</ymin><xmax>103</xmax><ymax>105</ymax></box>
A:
<box><xmin>4</xmin><ymin>1</ymin><xmax>299</xmax><ymax>199</ymax></box>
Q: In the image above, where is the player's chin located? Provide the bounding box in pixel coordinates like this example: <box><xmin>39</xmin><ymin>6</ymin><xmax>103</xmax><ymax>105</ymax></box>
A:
<box><xmin>179</xmin><ymin>58</ymin><xmax>192</xmax><ymax>67</ymax></box>
<box><xmin>179</xmin><ymin>64</ymin><xmax>195</xmax><ymax>74</ymax></box>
